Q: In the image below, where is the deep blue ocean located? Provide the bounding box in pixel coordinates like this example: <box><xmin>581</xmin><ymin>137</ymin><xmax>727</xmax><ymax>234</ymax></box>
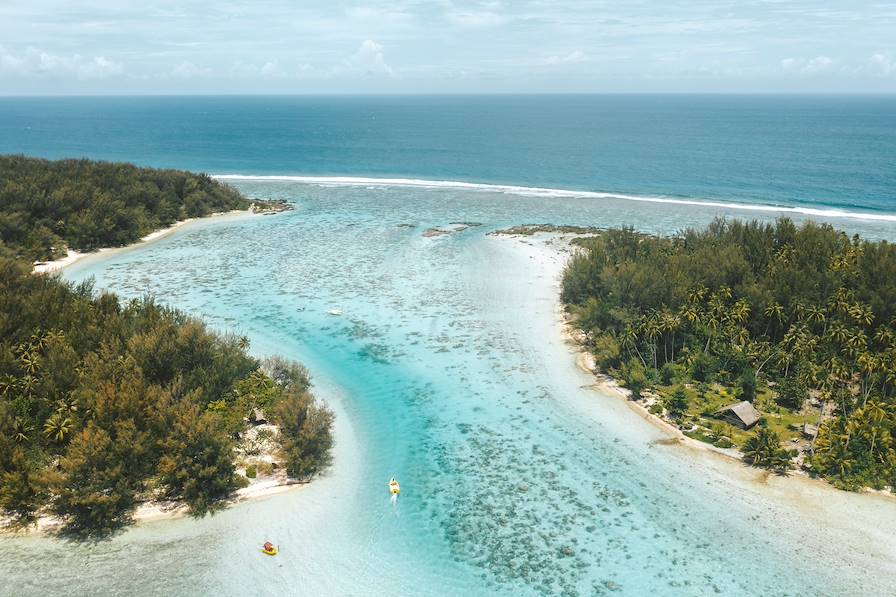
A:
<box><xmin>1</xmin><ymin>94</ymin><xmax>894</xmax><ymax>216</ymax></box>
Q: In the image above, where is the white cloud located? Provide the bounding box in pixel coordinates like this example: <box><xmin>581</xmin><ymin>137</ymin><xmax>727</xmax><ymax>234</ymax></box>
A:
<box><xmin>78</xmin><ymin>56</ymin><xmax>123</xmax><ymax>80</ymax></box>
<box><xmin>344</xmin><ymin>40</ymin><xmax>394</xmax><ymax>77</ymax></box>
<box><xmin>169</xmin><ymin>61</ymin><xmax>211</xmax><ymax>79</ymax></box>
<box><xmin>445</xmin><ymin>10</ymin><xmax>506</xmax><ymax>28</ymax></box>
<box><xmin>231</xmin><ymin>59</ymin><xmax>292</xmax><ymax>79</ymax></box>
<box><xmin>542</xmin><ymin>50</ymin><xmax>587</xmax><ymax>66</ymax></box>
<box><xmin>780</xmin><ymin>55</ymin><xmax>832</xmax><ymax>74</ymax></box>
<box><xmin>0</xmin><ymin>45</ymin><xmax>123</xmax><ymax>80</ymax></box>
<box><xmin>441</xmin><ymin>0</ymin><xmax>506</xmax><ymax>28</ymax></box>
<box><xmin>870</xmin><ymin>53</ymin><xmax>895</xmax><ymax>76</ymax></box>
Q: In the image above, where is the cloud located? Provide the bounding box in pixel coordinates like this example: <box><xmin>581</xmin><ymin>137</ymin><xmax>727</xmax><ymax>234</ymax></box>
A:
<box><xmin>231</xmin><ymin>59</ymin><xmax>294</xmax><ymax>79</ymax></box>
<box><xmin>780</xmin><ymin>55</ymin><xmax>833</xmax><ymax>74</ymax></box>
<box><xmin>441</xmin><ymin>0</ymin><xmax>507</xmax><ymax>28</ymax></box>
<box><xmin>445</xmin><ymin>10</ymin><xmax>506</xmax><ymax>28</ymax></box>
<box><xmin>169</xmin><ymin>61</ymin><xmax>211</xmax><ymax>79</ymax></box>
<box><xmin>870</xmin><ymin>53</ymin><xmax>895</xmax><ymax>76</ymax></box>
<box><xmin>0</xmin><ymin>45</ymin><xmax>123</xmax><ymax>80</ymax></box>
<box><xmin>344</xmin><ymin>40</ymin><xmax>394</xmax><ymax>77</ymax></box>
<box><xmin>541</xmin><ymin>50</ymin><xmax>587</xmax><ymax>66</ymax></box>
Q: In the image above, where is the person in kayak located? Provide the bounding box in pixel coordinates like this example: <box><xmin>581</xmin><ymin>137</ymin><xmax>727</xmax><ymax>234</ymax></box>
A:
<box><xmin>389</xmin><ymin>478</ymin><xmax>400</xmax><ymax>505</ymax></box>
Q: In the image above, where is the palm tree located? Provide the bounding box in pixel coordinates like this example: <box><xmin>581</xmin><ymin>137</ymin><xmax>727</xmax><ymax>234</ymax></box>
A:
<box><xmin>864</xmin><ymin>402</ymin><xmax>888</xmax><ymax>459</ymax></box>
<box><xmin>844</xmin><ymin>330</ymin><xmax>868</xmax><ymax>359</ymax></box>
<box><xmin>764</xmin><ymin>302</ymin><xmax>785</xmax><ymax>338</ymax></box>
<box><xmin>687</xmin><ymin>284</ymin><xmax>707</xmax><ymax>305</ymax></box>
<box><xmin>18</xmin><ymin>347</ymin><xmax>40</xmax><ymax>376</ymax></box>
<box><xmin>849</xmin><ymin>303</ymin><xmax>874</xmax><ymax>328</ymax></box>
<box><xmin>0</xmin><ymin>374</ymin><xmax>17</xmax><ymax>398</ymax></box>
<box><xmin>826</xmin><ymin>321</ymin><xmax>850</xmax><ymax>345</ymax></box>
<box><xmin>806</xmin><ymin>305</ymin><xmax>826</xmax><ymax>333</ymax></box>
<box><xmin>11</xmin><ymin>417</ymin><xmax>32</xmax><ymax>444</ymax></box>
<box><xmin>702</xmin><ymin>310</ymin><xmax>720</xmax><ymax>354</ymax></box>
<box><xmin>643</xmin><ymin>314</ymin><xmax>661</xmax><ymax>370</ymax></box>
<box><xmin>873</xmin><ymin>327</ymin><xmax>895</xmax><ymax>349</ymax></box>
<box><xmin>828</xmin><ymin>288</ymin><xmax>854</xmax><ymax>316</ymax></box>
<box><xmin>743</xmin><ymin>427</ymin><xmax>790</xmax><ymax>471</ymax></box>
<box><xmin>791</xmin><ymin>300</ymin><xmax>807</xmax><ymax>322</ymax></box>
<box><xmin>825</xmin><ymin>357</ymin><xmax>850</xmax><ymax>388</ymax></box>
<box><xmin>620</xmin><ymin>325</ymin><xmax>646</xmax><ymax>368</ymax></box>
<box><xmin>730</xmin><ymin>299</ymin><xmax>751</xmax><ymax>326</ymax></box>
<box><xmin>856</xmin><ymin>352</ymin><xmax>878</xmax><ymax>404</ymax></box>
<box><xmin>44</xmin><ymin>413</ymin><xmax>73</xmax><ymax>443</ymax></box>
<box><xmin>776</xmin><ymin>350</ymin><xmax>795</xmax><ymax>378</ymax></box>
<box><xmin>660</xmin><ymin>309</ymin><xmax>679</xmax><ymax>363</ymax></box>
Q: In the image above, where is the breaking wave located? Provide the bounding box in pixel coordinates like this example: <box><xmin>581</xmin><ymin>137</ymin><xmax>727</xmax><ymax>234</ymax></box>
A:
<box><xmin>214</xmin><ymin>175</ymin><xmax>896</xmax><ymax>223</ymax></box>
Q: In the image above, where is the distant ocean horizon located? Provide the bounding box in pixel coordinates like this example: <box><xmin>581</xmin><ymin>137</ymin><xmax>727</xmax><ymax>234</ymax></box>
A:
<box><xmin>2</xmin><ymin>94</ymin><xmax>895</xmax><ymax>221</ymax></box>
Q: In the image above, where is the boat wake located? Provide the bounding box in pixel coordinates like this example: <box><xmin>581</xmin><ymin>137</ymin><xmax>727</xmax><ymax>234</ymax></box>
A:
<box><xmin>214</xmin><ymin>174</ymin><xmax>896</xmax><ymax>223</ymax></box>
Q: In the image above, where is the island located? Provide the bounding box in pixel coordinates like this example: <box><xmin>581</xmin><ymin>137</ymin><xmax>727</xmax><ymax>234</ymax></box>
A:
<box><xmin>0</xmin><ymin>156</ymin><xmax>331</xmax><ymax>538</ymax></box>
<box><xmin>561</xmin><ymin>218</ymin><xmax>896</xmax><ymax>491</ymax></box>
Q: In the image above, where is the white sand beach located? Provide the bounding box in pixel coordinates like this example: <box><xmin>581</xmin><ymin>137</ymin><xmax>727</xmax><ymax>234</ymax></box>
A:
<box><xmin>32</xmin><ymin>209</ymin><xmax>254</xmax><ymax>275</ymax></box>
<box><xmin>498</xmin><ymin>230</ymin><xmax>896</xmax><ymax>579</ymax></box>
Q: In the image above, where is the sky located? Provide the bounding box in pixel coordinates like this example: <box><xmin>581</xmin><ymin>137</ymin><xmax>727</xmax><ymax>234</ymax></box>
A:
<box><xmin>1</xmin><ymin>1</ymin><xmax>895</xmax><ymax>94</ymax></box>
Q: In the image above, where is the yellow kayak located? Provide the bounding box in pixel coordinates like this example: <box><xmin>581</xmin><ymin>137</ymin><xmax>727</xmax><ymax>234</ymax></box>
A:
<box><xmin>261</xmin><ymin>542</ymin><xmax>278</xmax><ymax>556</ymax></box>
<box><xmin>389</xmin><ymin>478</ymin><xmax>400</xmax><ymax>495</ymax></box>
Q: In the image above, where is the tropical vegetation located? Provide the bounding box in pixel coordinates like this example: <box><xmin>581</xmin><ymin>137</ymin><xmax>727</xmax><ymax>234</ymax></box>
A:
<box><xmin>0</xmin><ymin>155</ymin><xmax>250</xmax><ymax>261</ymax></box>
<box><xmin>0</xmin><ymin>157</ymin><xmax>331</xmax><ymax>537</ymax></box>
<box><xmin>562</xmin><ymin>218</ymin><xmax>896</xmax><ymax>490</ymax></box>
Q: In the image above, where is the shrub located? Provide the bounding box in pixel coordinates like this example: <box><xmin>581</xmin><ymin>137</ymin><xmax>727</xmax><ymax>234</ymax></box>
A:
<box><xmin>619</xmin><ymin>358</ymin><xmax>648</xmax><ymax>399</ymax></box>
<box><xmin>272</xmin><ymin>391</ymin><xmax>334</xmax><ymax>481</ymax></box>
<box><xmin>776</xmin><ymin>376</ymin><xmax>807</xmax><ymax>410</ymax></box>
<box><xmin>737</xmin><ymin>369</ymin><xmax>757</xmax><ymax>403</ymax></box>
<box><xmin>666</xmin><ymin>386</ymin><xmax>689</xmax><ymax>419</ymax></box>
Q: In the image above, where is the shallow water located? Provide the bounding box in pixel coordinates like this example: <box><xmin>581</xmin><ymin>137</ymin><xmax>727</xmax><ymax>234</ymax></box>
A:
<box><xmin>3</xmin><ymin>181</ymin><xmax>896</xmax><ymax>596</ymax></box>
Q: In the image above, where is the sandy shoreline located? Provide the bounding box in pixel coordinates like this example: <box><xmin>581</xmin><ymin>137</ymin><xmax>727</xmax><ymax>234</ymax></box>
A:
<box><xmin>508</xmin><ymin>229</ymin><xmax>893</xmax><ymax>497</ymax></box>
<box><xmin>4</xmin><ymin>473</ymin><xmax>307</xmax><ymax>535</ymax></box>
<box><xmin>32</xmin><ymin>209</ymin><xmax>255</xmax><ymax>275</ymax></box>
<box><xmin>563</xmin><ymin>310</ymin><xmax>748</xmax><ymax>461</ymax></box>
<box><xmin>557</xmin><ymin>270</ymin><xmax>895</xmax><ymax>498</ymax></box>
<box><xmin>499</xmin><ymin>230</ymin><xmax>896</xmax><ymax>579</ymax></box>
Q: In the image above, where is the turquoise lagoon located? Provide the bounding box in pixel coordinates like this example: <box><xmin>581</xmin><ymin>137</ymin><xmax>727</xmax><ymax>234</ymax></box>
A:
<box><xmin>2</xmin><ymin>179</ymin><xmax>894</xmax><ymax>596</ymax></box>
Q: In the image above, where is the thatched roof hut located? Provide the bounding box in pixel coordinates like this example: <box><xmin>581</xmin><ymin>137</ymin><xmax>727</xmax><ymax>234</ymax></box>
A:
<box><xmin>713</xmin><ymin>401</ymin><xmax>761</xmax><ymax>429</ymax></box>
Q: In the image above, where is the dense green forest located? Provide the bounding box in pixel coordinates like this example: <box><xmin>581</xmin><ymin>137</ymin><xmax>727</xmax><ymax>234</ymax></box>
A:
<box><xmin>0</xmin><ymin>259</ymin><xmax>333</xmax><ymax>536</ymax></box>
<box><xmin>0</xmin><ymin>157</ymin><xmax>331</xmax><ymax>537</ymax></box>
<box><xmin>0</xmin><ymin>155</ymin><xmax>249</xmax><ymax>261</ymax></box>
<box><xmin>562</xmin><ymin>218</ymin><xmax>896</xmax><ymax>490</ymax></box>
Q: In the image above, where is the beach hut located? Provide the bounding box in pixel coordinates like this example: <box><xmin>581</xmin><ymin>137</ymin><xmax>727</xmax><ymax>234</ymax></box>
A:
<box><xmin>249</xmin><ymin>408</ymin><xmax>267</xmax><ymax>425</ymax></box>
<box><xmin>802</xmin><ymin>423</ymin><xmax>819</xmax><ymax>439</ymax></box>
<box><xmin>713</xmin><ymin>401</ymin><xmax>761</xmax><ymax>429</ymax></box>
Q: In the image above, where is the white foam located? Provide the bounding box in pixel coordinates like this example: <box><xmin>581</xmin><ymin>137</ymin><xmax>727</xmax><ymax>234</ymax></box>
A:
<box><xmin>213</xmin><ymin>174</ymin><xmax>896</xmax><ymax>223</ymax></box>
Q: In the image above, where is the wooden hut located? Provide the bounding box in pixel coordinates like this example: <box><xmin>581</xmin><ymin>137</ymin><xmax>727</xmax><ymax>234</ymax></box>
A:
<box><xmin>249</xmin><ymin>408</ymin><xmax>267</xmax><ymax>425</ymax></box>
<box><xmin>713</xmin><ymin>401</ymin><xmax>761</xmax><ymax>429</ymax></box>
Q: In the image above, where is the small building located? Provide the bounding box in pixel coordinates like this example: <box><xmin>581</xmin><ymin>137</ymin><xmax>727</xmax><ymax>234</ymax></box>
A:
<box><xmin>249</xmin><ymin>408</ymin><xmax>267</xmax><ymax>425</ymax></box>
<box><xmin>802</xmin><ymin>423</ymin><xmax>819</xmax><ymax>439</ymax></box>
<box><xmin>713</xmin><ymin>401</ymin><xmax>761</xmax><ymax>429</ymax></box>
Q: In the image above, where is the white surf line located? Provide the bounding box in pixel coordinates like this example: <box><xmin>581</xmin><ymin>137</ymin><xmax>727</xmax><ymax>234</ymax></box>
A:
<box><xmin>213</xmin><ymin>174</ymin><xmax>896</xmax><ymax>223</ymax></box>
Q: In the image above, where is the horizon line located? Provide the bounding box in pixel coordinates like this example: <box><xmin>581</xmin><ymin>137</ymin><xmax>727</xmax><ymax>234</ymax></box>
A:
<box><xmin>2</xmin><ymin>91</ymin><xmax>896</xmax><ymax>99</ymax></box>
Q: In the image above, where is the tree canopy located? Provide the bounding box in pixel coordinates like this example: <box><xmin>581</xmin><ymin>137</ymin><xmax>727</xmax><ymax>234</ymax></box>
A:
<box><xmin>0</xmin><ymin>155</ymin><xmax>249</xmax><ymax>261</ymax></box>
<box><xmin>0</xmin><ymin>259</ymin><xmax>333</xmax><ymax>536</ymax></box>
<box><xmin>563</xmin><ymin>218</ymin><xmax>896</xmax><ymax>490</ymax></box>
<box><xmin>0</xmin><ymin>157</ymin><xmax>330</xmax><ymax>537</ymax></box>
